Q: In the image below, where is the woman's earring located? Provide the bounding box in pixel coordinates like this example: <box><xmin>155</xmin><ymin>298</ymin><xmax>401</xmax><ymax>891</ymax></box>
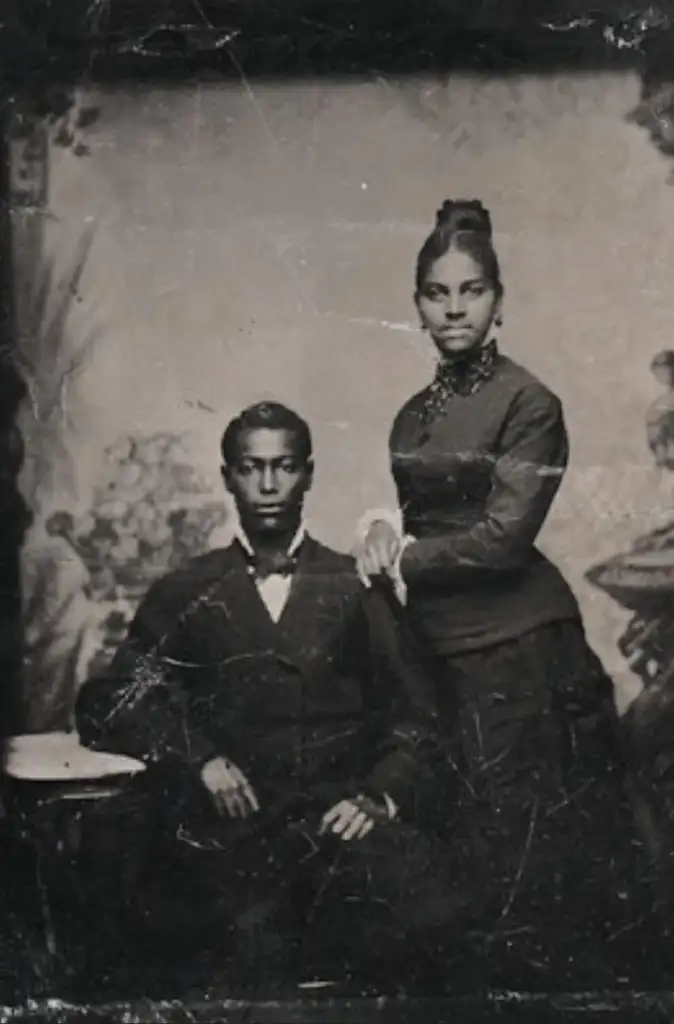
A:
<box><xmin>494</xmin><ymin>314</ymin><xmax>503</xmax><ymax>328</ymax></box>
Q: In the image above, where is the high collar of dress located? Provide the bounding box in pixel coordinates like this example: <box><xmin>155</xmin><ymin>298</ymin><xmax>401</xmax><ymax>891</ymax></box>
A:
<box><xmin>418</xmin><ymin>338</ymin><xmax>499</xmax><ymax>430</ymax></box>
<box><xmin>432</xmin><ymin>338</ymin><xmax>499</xmax><ymax>397</ymax></box>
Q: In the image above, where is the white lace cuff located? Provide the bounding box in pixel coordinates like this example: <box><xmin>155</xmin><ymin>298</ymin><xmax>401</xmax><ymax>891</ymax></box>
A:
<box><xmin>355</xmin><ymin>508</ymin><xmax>416</xmax><ymax>605</ymax></box>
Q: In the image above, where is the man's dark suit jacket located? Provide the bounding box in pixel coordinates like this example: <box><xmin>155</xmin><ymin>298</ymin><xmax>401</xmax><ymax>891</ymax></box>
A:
<box><xmin>76</xmin><ymin>536</ymin><xmax>445</xmax><ymax>820</ymax></box>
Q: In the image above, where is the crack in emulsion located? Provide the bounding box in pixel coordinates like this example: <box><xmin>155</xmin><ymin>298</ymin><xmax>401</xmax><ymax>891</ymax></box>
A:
<box><xmin>100</xmin><ymin>578</ymin><xmax>229</xmax><ymax>727</ymax></box>
<box><xmin>498</xmin><ymin>799</ymin><xmax>539</xmax><ymax>923</ymax></box>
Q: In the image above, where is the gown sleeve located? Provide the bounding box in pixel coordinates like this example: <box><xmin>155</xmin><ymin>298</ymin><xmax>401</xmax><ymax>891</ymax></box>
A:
<box><xmin>399</xmin><ymin>385</ymin><xmax>569</xmax><ymax>585</ymax></box>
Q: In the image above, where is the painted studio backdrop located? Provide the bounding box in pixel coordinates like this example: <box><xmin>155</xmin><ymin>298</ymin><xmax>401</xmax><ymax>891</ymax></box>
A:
<box><xmin>12</xmin><ymin>72</ymin><xmax>674</xmax><ymax>731</ymax></box>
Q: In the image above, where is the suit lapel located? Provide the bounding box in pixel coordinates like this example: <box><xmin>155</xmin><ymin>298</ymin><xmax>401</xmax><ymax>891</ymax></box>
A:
<box><xmin>275</xmin><ymin>536</ymin><xmax>350</xmax><ymax>666</ymax></box>
<box><xmin>200</xmin><ymin>542</ymin><xmax>283</xmax><ymax>654</ymax></box>
<box><xmin>187</xmin><ymin>538</ymin><xmax>352</xmax><ymax>671</ymax></box>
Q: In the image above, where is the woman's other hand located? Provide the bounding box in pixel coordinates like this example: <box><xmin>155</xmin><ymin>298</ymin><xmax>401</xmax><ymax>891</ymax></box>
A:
<box><xmin>355</xmin><ymin>519</ymin><xmax>402</xmax><ymax>582</ymax></box>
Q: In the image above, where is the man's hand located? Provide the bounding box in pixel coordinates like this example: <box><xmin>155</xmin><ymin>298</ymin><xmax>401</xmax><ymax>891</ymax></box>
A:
<box><xmin>200</xmin><ymin>756</ymin><xmax>259</xmax><ymax>818</ymax></box>
<box><xmin>355</xmin><ymin>520</ymin><xmax>403</xmax><ymax>584</ymax></box>
<box><xmin>319</xmin><ymin>793</ymin><xmax>391</xmax><ymax>842</ymax></box>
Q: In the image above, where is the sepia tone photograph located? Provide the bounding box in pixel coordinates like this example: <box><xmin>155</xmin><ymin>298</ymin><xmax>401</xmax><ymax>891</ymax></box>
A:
<box><xmin>4</xmin><ymin>3</ymin><xmax>674</xmax><ymax>1019</ymax></box>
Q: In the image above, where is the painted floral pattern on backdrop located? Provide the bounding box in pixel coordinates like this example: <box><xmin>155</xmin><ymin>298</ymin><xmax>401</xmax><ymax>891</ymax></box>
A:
<box><xmin>72</xmin><ymin>431</ymin><xmax>228</xmax><ymax>678</ymax></box>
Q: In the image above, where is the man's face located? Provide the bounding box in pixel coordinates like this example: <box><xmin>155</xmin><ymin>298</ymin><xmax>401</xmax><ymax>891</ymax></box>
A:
<box><xmin>223</xmin><ymin>427</ymin><xmax>313</xmax><ymax>538</ymax></box>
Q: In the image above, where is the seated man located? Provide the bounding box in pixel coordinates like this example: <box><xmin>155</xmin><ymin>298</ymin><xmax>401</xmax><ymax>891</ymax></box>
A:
<box><xmin>75</xmin><ymin>401</ymin><xmax>457</xmax><ymax>988</ymax></box>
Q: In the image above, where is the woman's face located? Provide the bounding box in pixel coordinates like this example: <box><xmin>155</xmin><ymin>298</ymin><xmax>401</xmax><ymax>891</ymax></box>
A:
<box><xmin>416</xmin><ymin>248</ymin><xmax>501</xmax><ymax>358</ymax></box>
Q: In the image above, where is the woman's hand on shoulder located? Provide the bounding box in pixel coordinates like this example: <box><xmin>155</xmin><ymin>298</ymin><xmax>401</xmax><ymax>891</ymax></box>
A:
<box><xmin>355</xmin><ymin>519</ymin><xmax>403</xmax><ymax>583</ymax></box>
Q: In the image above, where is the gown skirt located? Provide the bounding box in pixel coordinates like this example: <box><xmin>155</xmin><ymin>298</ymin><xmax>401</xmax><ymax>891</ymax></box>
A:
<box><xmin>430</xmin><ymin>618</ymin><xmax>651</xmax><ymax>983</ymax></box>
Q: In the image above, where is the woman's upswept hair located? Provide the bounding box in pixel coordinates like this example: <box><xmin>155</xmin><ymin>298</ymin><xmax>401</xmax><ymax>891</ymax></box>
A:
<box><xmin>415</xmin><ymin>198</ymin><xmax>502</xmax><ymax>297</ymax></box>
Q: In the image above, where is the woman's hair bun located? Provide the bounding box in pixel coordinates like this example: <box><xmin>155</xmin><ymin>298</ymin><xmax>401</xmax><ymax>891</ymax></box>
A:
<box><xmin>434</xmin><ymin>199</ymin><xmax>492</xmax><ymax>237</ymax></box>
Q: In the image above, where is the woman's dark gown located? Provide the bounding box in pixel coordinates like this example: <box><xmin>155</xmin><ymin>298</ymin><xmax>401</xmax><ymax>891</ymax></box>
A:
<box><xmin>387</xmin><ymin>345</ymin><xmax>649</xmax><ymax>984</ymax></box>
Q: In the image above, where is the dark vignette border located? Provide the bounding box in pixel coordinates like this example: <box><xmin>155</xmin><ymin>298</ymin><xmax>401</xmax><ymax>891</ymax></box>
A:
<box><xmin>1</xmin><ymin>1</ymin><xmax>674</xmax><ymax>1019</ymax></box>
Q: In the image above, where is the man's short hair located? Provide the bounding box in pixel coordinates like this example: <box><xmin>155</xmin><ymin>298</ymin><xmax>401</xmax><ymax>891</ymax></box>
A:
<box><xmin>220</xmin><ymin>401</ymin><xmax>313</xmax><ymax>465</ymax></box>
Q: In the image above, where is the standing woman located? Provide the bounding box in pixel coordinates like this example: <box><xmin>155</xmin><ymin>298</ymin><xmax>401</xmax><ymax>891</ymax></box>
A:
<box><xmin>356</xmin><ymin>200</ymin><xmax>642</xmax><ymax>981</ymax></box>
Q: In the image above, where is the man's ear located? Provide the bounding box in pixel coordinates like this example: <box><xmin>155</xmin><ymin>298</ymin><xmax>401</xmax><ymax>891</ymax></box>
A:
<box><xmin>221</xmin><ymin>464</ymin><xmax>233</xmax><ymax>495</ymax></box>
<box><xmin>305</xmin><ymin>458</ymin><xmax>315</xmax><ymax>492</ymax></box>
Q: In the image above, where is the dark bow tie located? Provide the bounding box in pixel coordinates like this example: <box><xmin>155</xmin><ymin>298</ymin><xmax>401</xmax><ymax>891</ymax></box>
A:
<box><xmin>240</xmin><ymin>544</ymin><xmax>300</xmax><ymax>579</ymax></box>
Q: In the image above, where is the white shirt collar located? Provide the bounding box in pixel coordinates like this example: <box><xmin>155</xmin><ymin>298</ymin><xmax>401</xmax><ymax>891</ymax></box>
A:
<box><xmin>235</xmin><ymin>521</ymin><xmax>306</xmax><ymax>559</ymax></box>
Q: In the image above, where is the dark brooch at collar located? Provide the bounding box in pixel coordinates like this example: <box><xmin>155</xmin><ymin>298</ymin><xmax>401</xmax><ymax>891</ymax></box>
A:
<box><xmin>421</xmin><ymin>338</ymin><xmax>499</xmax><ymax>426</ymax></box>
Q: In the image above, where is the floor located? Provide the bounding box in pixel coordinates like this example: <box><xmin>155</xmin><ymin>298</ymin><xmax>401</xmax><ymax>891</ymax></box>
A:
<box><xmin>2</xmin><ymin>898</ymin><xmax>674</xmax><ymax>1022</ymax></box>
<box><xmin>2</xmin><ymin>778</ymin><xmax>674</xmax><ymax>1022</ymax></box>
